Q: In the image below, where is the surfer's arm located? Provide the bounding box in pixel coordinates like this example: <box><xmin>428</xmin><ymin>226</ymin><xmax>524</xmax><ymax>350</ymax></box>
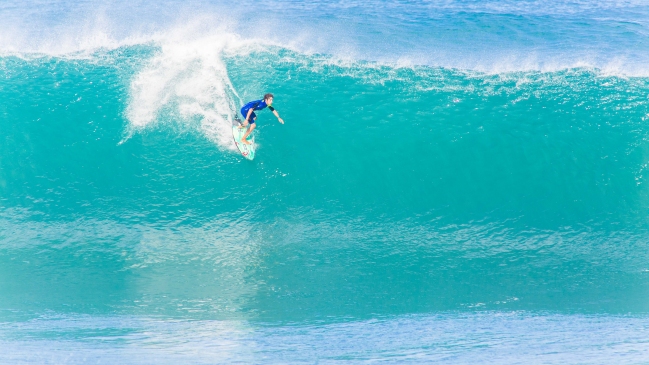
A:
<box><xmin>269</xmin><ymin>106</ymin><xmax>284</xmax><ymax>124</ymax></box>
<box><xmin>245</xmin><ymin>108</ymin><xmax>254</xmax><ymax>123</ymax></box>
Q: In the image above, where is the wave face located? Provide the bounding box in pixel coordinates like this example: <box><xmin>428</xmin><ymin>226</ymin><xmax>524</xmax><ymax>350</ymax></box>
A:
<box><xmin>2</xmin><ymin>0</ymin><xmax>649</xmax><ymax>363</ymax></box>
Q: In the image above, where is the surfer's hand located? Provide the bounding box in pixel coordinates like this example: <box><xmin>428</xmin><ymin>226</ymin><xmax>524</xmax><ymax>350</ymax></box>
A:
<box><xmin>278</xmin><ymin>118</ymin><xmax>284</xmax><ymax>124</ymax></box>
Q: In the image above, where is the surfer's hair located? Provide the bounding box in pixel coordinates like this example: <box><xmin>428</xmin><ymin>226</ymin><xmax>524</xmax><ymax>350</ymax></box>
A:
<box><xmin>264</xmin><ymin>93</ymin><xmax>274</xmax><ymax>101</ymax></box>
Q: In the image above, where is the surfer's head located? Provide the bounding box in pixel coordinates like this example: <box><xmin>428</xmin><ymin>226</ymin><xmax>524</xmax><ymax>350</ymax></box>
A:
<box><xmin>264</xmin><ymin>93</ymin><xmax>274</xmax><ymax>105</ymax></box>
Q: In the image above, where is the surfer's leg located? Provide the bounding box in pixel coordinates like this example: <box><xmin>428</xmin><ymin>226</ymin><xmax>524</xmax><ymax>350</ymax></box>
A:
<box><xmin>241</xmin><ymin>119</ymin><xmax>256</xmax><ymax>145</ymax></box>
<box><xmin>238</xmin><ymin>113</ymin><xmax>249</xmax><ymax>128</ymax></box>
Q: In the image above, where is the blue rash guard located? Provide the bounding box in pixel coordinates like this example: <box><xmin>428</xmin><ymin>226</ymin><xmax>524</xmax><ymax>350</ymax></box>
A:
<box><xmin>240</xmin><ymin>99</ymin><xmax>275</xmax><ymax>124</ymax></box>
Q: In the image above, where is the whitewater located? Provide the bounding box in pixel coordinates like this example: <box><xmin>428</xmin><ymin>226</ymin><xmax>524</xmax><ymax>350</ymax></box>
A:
<box><xmin>1</xmin><ymin>0</ymin><xmax>649</xmax><ymax>363</ymax></box>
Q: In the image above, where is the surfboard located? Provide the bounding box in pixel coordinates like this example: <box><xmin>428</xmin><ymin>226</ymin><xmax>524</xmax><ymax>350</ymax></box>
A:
<box><xmin>232</xmin><ymin>119</ymin><xmax>255</xmax><ymax>160</ymax></box>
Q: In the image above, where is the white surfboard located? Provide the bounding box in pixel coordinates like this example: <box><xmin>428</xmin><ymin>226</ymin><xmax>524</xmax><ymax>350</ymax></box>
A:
<box><xmin>232</xmin><ymin>120</ymin><xmax>255</xmax><ymax>160</ymax></box>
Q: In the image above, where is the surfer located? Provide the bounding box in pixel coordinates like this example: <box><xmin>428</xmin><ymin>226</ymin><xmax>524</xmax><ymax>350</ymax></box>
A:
<box><xmin>239</xmin><ymin>93</ymin><xmax>284</xmax><ymax>145</ymax></box>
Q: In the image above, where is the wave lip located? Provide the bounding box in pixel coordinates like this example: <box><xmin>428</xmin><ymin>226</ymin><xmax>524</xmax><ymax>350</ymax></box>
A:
<box><xmin>1</xmin><ymin>0</ymin><xmax>649</xmax><ymax>77</ymax></box>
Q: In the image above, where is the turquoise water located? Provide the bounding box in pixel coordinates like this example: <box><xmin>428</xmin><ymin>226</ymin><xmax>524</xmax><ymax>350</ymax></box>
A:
<box><xmin>2</xmin><ymin>0</ymin><xmax>649</xmax><ymax>363</ymax></box>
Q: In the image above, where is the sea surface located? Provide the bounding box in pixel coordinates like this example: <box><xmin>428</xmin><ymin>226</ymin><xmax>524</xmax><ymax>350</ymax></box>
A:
<box><xmin>2</xmin><ymin>0</ymin><xmax>649</xmax><ymax>363</ymax></box>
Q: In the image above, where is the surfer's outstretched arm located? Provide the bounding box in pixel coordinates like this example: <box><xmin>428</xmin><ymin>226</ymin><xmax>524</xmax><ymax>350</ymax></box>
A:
<box><xmin>271</xmin><ymin>109</ymin><xmax>284</xmax><ymax>124</ymax></box>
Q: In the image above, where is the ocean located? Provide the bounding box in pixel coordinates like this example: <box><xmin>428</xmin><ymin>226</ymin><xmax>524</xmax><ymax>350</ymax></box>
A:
<box><xmin>1</xmin><ymin>0</ymin><xmax>649</xmax><ymax>363</ymax></box>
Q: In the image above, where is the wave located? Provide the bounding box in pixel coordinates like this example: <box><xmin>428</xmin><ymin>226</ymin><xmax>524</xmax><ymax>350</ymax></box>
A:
<box><xmin>2</xmin><ymin>35</ymin><xmax>649</xmax><ymax>168</ymax></box>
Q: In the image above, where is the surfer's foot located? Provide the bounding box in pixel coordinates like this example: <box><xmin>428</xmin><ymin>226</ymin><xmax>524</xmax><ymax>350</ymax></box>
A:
<box><xmin>241</xmin><ymin>138</ymin><xmax>251</xmax><ymax>145</ymax></box>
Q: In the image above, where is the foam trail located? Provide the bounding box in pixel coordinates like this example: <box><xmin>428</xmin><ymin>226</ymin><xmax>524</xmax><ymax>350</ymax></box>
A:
<box><xmin>126</xmin><ymin>31</ymin><xmax>247</xmax><ymax>150</ymax></box>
